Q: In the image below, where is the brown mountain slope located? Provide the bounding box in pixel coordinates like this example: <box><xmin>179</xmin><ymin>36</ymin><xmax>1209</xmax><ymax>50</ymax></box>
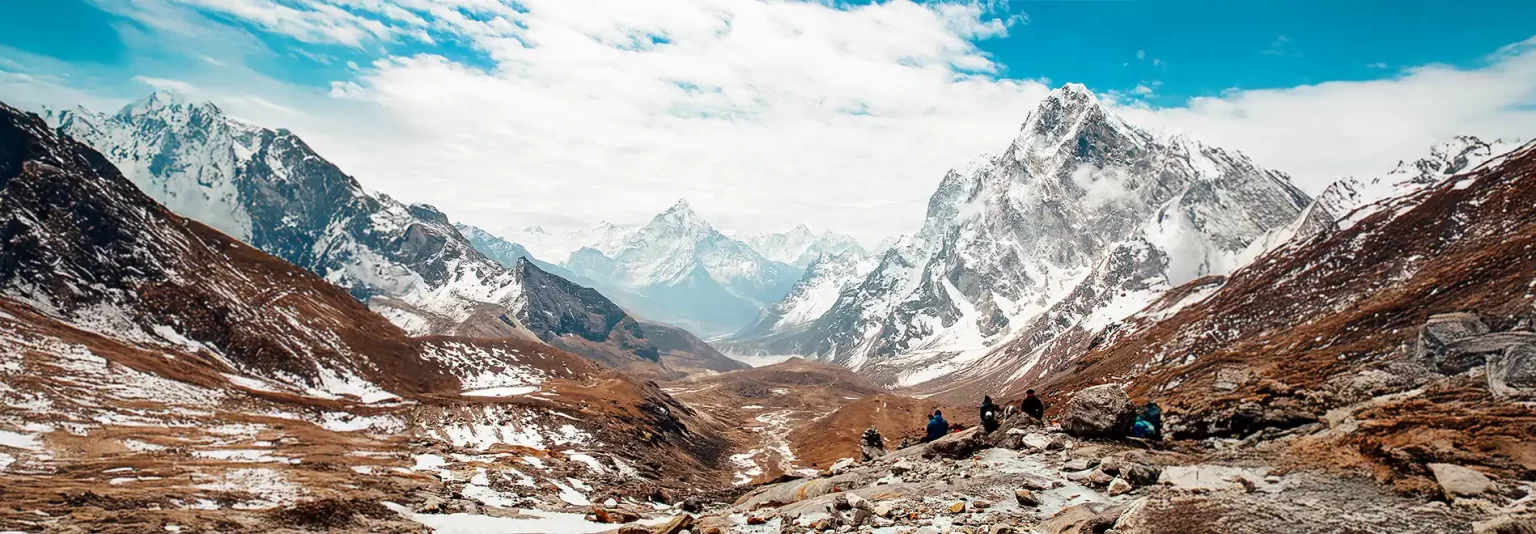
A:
<box><xmin>0</xmin><ymin>101</ymin><xmax>732</xmax><ymax>531</ymax></box>
<box><xmin>1018</xmin><ymin>141</ymin><xmax>1536</xmax><ymax>486</ymax></box>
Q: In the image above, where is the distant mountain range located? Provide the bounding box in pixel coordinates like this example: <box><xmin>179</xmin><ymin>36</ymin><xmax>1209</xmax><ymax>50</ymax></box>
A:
<box><xmin>488</xmin><ymin>201</ymin><xmax>861</xmax><ymax>337</ymax></box>
<box><xmin>43</xmin><ymin>91</ymin><xmax>738</xmax><ymax>377</ymax></box>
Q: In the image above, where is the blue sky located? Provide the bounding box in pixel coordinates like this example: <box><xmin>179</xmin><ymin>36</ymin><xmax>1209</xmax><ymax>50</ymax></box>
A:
<box><xmin>1</xmin><ymin>0</ymin><xmax>1533</xmax><ymax>241</ymax></box>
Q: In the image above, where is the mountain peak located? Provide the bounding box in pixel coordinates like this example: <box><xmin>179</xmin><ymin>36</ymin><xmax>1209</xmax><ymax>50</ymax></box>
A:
<box><xmin>118</xmin><ymin>89</ymin><xmax>187</xmax><ymax>117</ymax></box>
<box><xmin>667</xmin><ymin>198</ymin><xmax>695</xmax><ymax>213</ymax></box>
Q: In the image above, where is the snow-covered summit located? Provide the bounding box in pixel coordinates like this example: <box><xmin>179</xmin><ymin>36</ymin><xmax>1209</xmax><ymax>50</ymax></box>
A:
<box><xmin>743</xmin><ymin>224</ymin><xmax>868</xmax><ymax>269</ymax></box>
<box><xmin>44</xmin><ymin>93</ymin><xmax>690</xmax><ymax>371</ymax></box>
<box><xmin>733</xmin><ymin>83</ymin><xmax>1311</xmax><ymax>386</ymax></box>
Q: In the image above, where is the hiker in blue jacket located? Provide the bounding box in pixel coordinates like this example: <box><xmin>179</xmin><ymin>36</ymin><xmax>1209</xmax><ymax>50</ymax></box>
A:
<box><xmin>923</xmin><ymin>410</ymin><xmax>949</xmax><ymax>442</ymax></box>
<box><xmin>1132</xmin><ymin>401</ymin><xmax>1163</xmax><ymax>440</ymax></box>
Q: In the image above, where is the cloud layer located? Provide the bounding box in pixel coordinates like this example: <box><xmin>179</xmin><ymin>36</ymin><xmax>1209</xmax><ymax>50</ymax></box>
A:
<box><xmin>2</xmin><ymin>1</ymin><xmax>1533</xmax><ymax>246</ymax></box>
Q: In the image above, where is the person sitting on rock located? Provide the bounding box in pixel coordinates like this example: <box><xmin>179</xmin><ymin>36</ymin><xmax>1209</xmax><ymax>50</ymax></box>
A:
<box><xmin>1132</xmin><ymin>400</ymin><xmax>1163</xmax><ymax>440</ymax></box>
<box><xmin>1020</xmin><ymin>389</ymin><xmax>1046</xmax><ymax>421</ymax></box>
<box><xmin>923</xmin><ymin>410</ymin><xmax>949</xmax><ymax>443</ymax></box>
<box><xmin>979</xmin><ymin>396</ymin><xmax>1002</xmax><ymax>433</ymax></box>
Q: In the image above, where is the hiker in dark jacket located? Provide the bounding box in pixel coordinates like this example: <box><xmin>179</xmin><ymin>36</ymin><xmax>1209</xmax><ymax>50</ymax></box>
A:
<box><xmin>979</xmin><ymin>396</ymin><xmax>1001</xmax><ymax>433</ymax></box>
<box><xmin>923</xmin><ymin>410</ymin><xmax>949</xmax><ymax>442</ymax></box>
<box><xmin>1020</xmin><ymin>389</ymin><xmax>1046</xmax><ymax>421</ymax></box>
<box><xmin>1132</xmin><ymin>401</ymin><xmax>1163</xmax><ymax>440</ymax></box>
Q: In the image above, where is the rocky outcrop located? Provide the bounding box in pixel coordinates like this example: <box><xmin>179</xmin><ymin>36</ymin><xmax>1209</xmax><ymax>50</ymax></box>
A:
<box><xmin>1417</xmin><ymin>312</ymin><xmax>1536</xmax><ymax>397</ymax></box>
<box><xmin>1061</xmin><ymin>384</ymin><xmax>1137</xmax><ymax>438</ymax></box>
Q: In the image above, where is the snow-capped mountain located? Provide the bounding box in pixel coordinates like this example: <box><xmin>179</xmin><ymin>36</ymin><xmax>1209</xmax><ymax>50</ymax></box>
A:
<box><xmin>42</xmin><ymin>91</ymin><xmax>710</xmax><ymax>374</ymax></box>
<box><xmin>733</xmin><ymin>84</ymin><xmax>1311</xmax><ymax>386</ymax></box>
<box><xmin>743</xmin><ymin>224</ymin><xmax>867</xmax><ymax>269</ymax></box>
<box><xmin>456</xmin><ymin>223</ymin><xmax>748</xmax><ymax>374</ymax></box>
<box><xmin>1237</xmin><ymin>136</ymin><xmax>1516</xmax><ymax>265</ymax></box>
<box><xmin>557</xmin><ymin>199</ymin><xmax>802</xmax><ymax>337</ymax></box>
<box><xmin>732</xmin><ymin>250</ymin><xmax>879</xmax><ymax>341</ymax></box>
<box><xmin>500</xmin><ymin>222</ymin><xmax>634</xmax><ymax>263</ymax></box>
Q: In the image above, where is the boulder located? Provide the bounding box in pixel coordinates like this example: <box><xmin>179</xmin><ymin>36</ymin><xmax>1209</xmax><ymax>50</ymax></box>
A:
<box><xmin>1061</xmin><ymin>384</ymin><xmax>1137</xmax><ymax>438</ymax></box>
<box><xmin>1015</xmin><ymin>489</ymin><xmax>1040</xmax><ymax>507</ymax></box>
<box><xmin>1041</xmin><ymin>502</ymin><xmax>1126</xmax><ymax>534</ymax></box>
<box><xmin>1108</xmin><ymin>477</ymin><xmax>1134</xmax><ymax>496</ymax></box>
<box><xmin>1120</xmin><ymin>462</ymin><xmax>1162</xmax><ymax>487</ymax></box>
<box><xmin>924</xmin><ymin>428</ymin><xmax>987</xmax><ymax>460</ymax></box>
<box><xmin>1418</xmin><ymin>311</ymin><xmax>1536</xmax><ymax>375</ymax></box>
<box><xmin>1428</xmin><ymin>463</ymin><xmax>1493</xmax><ymax>499</ymax></box>
<box><xmin>653</xmin><ymin>514</ymin><xmax>695</xmax><ymax>534</ymax></box>
<box><xmin>1489</xmin><ymin>342</ymin><xmax>1536</xmax><ymax>397</ymax></box>
<box><xmin>1418</xmin><ymin>312</ymin><xmax>1491</xmax><ymax>372</ymax></box>
<box><xmin>1062</xmin><ymin>458</ymin><xmax>1097</xmax><ymax>472</ymax></box>
<box><xmin>828</xmin><ymin>457</ymin><xmax>857</xmax><ymax>475</ymax></box>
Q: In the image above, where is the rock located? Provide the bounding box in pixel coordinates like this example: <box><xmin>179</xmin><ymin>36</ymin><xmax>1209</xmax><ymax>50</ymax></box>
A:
<box><xmin>915</xmin><ymin>528</ymin><xmax>941</xmax><ymax>534</ymax></box>
<box><xmin>1429</xmin><ymin>463</ymin><xmax>1493</xmax><ymax>499</ymax></box>
<box><xmin>949</xmin><ymin>502</ymin><xmax>966</xmax><ymax>513</ymax></box>
<box><xmin>1472</xmin><ymin>514</ymin><xmax>1536</xmax><ymax>534</ymax></box>
<box><xmin>1015</xmin><ymin>489</ymin><xmax>1040</xmax><ymax>507</ymax></box>
<box><xmin>1062</xmin><ymin>458</ymin><xmax>1097</xmax><ymax>471</ymax></box>
<box><xmin>831</xmin><ymin>494</ymin><xmax>853</xmax><ymax>511</ymax></box>
<box><xmin>653</xmin><ymin>514</ymin><xmax>695</xmax><ymax>534</ymax></box>
<box><xmin>604</xmin><ymin>498</ymin><xmax>618</xmax><ymax>507</ymax></box>
<box><xmin>850</xmin><ymin>508</ymin><xmax>873</xmax><ymax>526</ymax></box>
<box><xmin>1061</xmin><ymin>384</ymin><xmax>1137</xmax><ymax>438</ymax></box>
<box><xmin>591</xmin><ymin>507</ymin><xmax>642</xmax><ymax>524</ymax></box>
<box><xmin>891</xmin><ymin>459</ymin><xmax>917</xmax><ymax>475</ymax></box>
<box><xmin>829</xmin><ymin>457</ymin><xmax>857</xmax><ymax>475</ymax></box>
<box><xmin>1454</xmin><ymin>498</ymin><xmax>1501</xmax><ymax>514</ymax></box>
<box><xmin>1098</xmin><ymin>457</ymin><xmax>1123</xmax><ymax>476</ymax></box>
<box><xmin>1088</xmin><ymin>469</ymin><xmax>1115</xmax><ymax>487</ymax></box>
<box><xmin>925</xmin><ymin>429</ymin><xmax>988</xmax><ymax>460</ymax></box>
<box><xmin>1213</xmin><ymin>366</ymin><xmax>1252</xmax><ymax>391</ymax></box>
<box><xmin>1120</xmin><ymin>463</ymin><xmax>1161</xmax><ymax>487</ymax></box>
<box><xmin>1047</xmin><ymin>434</ymin><xmax>1072</xmax><ymax>450</ymax></box>
<box><xmin>1158</xmin><ymin>465</ymin><xmax>1265</xmax><ymax>492</ymax></box>
<box><xmin>1108</xmin><ymin>477</ymin><xmax>1133</xmax><ymax>496</ymax></box>
<box><xmin>860</xmin><ymin>445</ymin><xmax>886</xmax><ymax>461</ymax></box>
<box><xmin>745</xmin><ymin>515</ymin><xmax>768</xmax><ymax>526</ymax></box>
<box><xmin>1041</xmin><ymin>502</ymin><xmax>1126</xmax><ymax>534</ymax></box>
<box><xmin>1021</xmin><ymin>433</ymin><xmax>1052</xmax><ymax>450</ymax></box>
<box><xmin>973</xmin><ymin>500</ymin><xmax>991</xmax><ymax>510</ymax></box>
<box><xmin>1419</xmin><ymin>312</ymin><xmax>1536</xmax><ymax>374</ymax></box>
<box><xmin>1490</xmin><ymin>343</ymin><xmax>1536</xmax><ymax>397</ymax></box>
<box><xmin>616</xmin><ymin>527</ymin><xmax>649</xmax><ymax>534</ymax></box>
<box><xmin>873</xmin><ymin>503</ymin><xmax>894</xmax><ymax>518</ymax></box>
<box><xmin>679</xmin><ymin>497</ymin><xmax>703</xmax><ymax>514</ymax></box>
<box><xmin>847</xmin><ymin>493</ymin><xmax>871</xmax><ymax>511</ymax></box>
<box><xmin>988</xmin><ymin>525</ymin><xmax>1018</xmax><ymax>534</ymax></box>
<box><xmin>1418</xmin><ymin>312</ymin><xmax>1491</xmax><ymax>372</ymax></box>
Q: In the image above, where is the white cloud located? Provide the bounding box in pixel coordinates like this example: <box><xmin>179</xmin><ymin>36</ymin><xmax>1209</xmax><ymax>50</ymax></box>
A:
<box><xmin>132</xmin><ymin>75</ymin><xmax>198</xmax><ymax>93</ymax></box>
<box><xmin>9</xmin><ymin>1</ymin><xmax>1536</xmax><ymax>247</ymax></box>
<box><xmin>1136</xmin><ymin>49</ymin><xmax>1145</xmax><ymax>60</ymax></box>
<box><xmin>1115</xmin><ymin>36</ymin><xmax>1536</xmax><ymax>192</ymax></box>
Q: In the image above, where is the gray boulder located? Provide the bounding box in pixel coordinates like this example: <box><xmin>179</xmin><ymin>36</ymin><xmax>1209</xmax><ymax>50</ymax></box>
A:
<box><xmin>1489</xmin><ymin>343</ymin><xmax>1536</xmax><ymax>397</ymax></box>
<box><xmin>1428</xmin><ymin>463</ymin><xmax>1493</xmax><ymax>500</ymax></box>
<box><xmin>1061</xmin><ymin>384</ymin><xmax>1137</xmax><ymax>438</ymax></box>
<box><xmin>1418</xmin><ymin>312</ymin><xmax>1491</xmax><ymax>373</ymax></box>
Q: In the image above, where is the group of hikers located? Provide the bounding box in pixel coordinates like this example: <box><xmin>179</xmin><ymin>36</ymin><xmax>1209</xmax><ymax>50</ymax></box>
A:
<box><xmin>921</xmin><ymin>389</ymin><xmax>1163</xmax><ymax>443</ymax></box>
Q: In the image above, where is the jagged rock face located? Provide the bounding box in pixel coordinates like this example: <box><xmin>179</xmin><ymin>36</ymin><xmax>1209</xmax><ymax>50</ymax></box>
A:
<box><xmin>739</xmin><ymin>84</ymin><xmax>1309</xmax><ymax>385</ymax></box>
<box><xmin>744</xmin><ymin>224</ymin><xmax>867</xmax><ymax>269</ymax></box>
<box><xmin>44</xmin><ymin>92</ymin><xmax>668</xmax><ymax>368</ymax></box>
